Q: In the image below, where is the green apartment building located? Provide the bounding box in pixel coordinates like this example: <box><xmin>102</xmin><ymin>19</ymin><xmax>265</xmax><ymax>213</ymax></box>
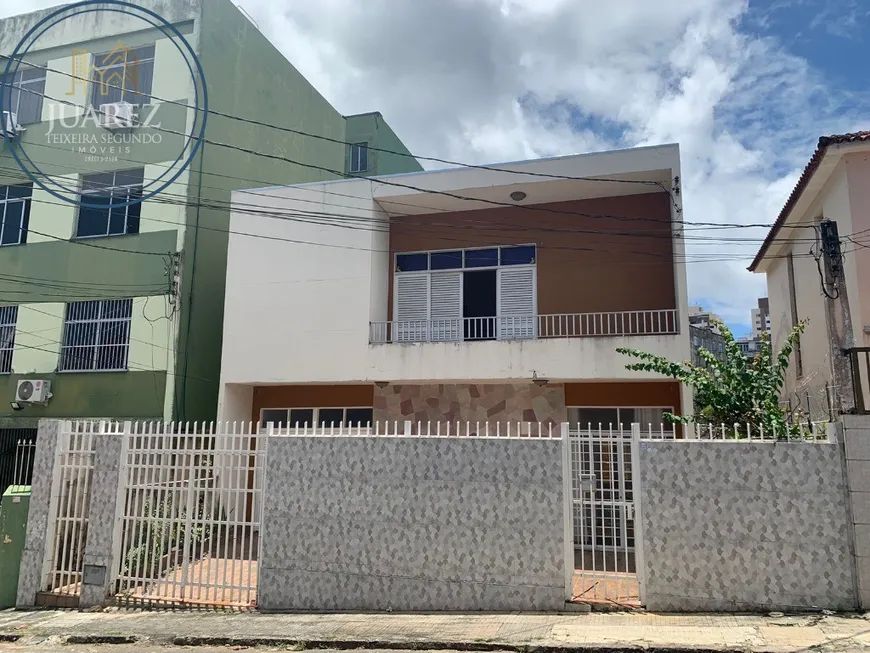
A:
<box><xmin>0</xmin><ymin>0</ymin><xmax>421</xmax><ymax>425</ymax></box>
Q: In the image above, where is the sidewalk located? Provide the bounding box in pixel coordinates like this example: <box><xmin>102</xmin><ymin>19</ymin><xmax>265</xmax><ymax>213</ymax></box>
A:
<box><xmin>0</xmin><ymin>608</ymin><xmax>869</xmax><ymax>652</ymax></box>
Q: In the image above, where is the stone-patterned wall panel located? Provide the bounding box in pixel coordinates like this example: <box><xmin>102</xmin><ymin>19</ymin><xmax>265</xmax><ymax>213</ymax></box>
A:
<box><xmin>373</xmin><ymin>383</ymin><xmax>566</xmax><ymax>428</ymax></box>
<box><xmin>258</xmin><ymin>437</ymin><xmax>566</xmax><ymax>611</ymax></box>
<box><xmin>638</xmin><ymin>441</ymin><xmax>856</xmax><ymax>612</ymax></box>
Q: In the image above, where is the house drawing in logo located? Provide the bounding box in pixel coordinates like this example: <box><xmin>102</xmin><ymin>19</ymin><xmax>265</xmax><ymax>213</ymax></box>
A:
<box><xmin>68</xmin><ymin>41</ymin><xmax>140</xmax><ymax>102</ymax></box>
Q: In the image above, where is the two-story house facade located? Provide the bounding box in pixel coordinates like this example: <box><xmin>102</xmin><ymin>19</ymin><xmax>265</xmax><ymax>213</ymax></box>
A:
<box><xmin>218</xmin><ymin>144</ymin><xmax>692</xmax><ymax>430</ymax></box>
<box><xmin>751</xmin><ymin>131</ymin><xmax>870</xmax><ymax>417</ymax></box>
<box><xmin>0</xmin><ymin>0</ymin><xmax>420</xmax><ymax>426</ymax></box>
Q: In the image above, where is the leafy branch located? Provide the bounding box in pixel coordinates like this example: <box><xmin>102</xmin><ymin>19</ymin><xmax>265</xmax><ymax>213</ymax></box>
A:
<box><xmin>616</xmin><ymin>319</ymin><xmax>808</xmax><ymax>437</ymax></box>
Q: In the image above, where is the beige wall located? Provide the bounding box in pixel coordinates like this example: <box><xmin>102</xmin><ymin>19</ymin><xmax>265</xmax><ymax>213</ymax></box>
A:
<box><xmin>846</xmin><ymin>153</ymin><xmax>870</xmax><ymax>347</ymax></box>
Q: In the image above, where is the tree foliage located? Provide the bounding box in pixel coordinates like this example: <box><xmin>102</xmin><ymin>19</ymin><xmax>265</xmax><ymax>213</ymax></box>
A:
<box><xmin>616</xmin><ymin>319</ymin><xmax>807</xmax><ymax>435</ymax></box>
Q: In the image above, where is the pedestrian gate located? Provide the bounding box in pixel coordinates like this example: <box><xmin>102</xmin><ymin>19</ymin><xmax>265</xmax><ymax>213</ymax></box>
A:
<box><xmin>111</xmin><ymin>423</ymin><xmax>266</xmax><ymax>608</ymax></box>
<box><xmin>569</xmin><ymin>426</ymin><xmax>642</xmax><ymax>606</ymax></box>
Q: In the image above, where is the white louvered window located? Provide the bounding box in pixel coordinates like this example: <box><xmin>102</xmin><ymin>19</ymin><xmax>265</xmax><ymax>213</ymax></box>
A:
<box><xmin>394</xmin><ymin>245</ymin><xmax>536</xmax><ymax>343</ymax></box>
<box><xmin>498</xmin><ymin>266</ymin><xmax>536</xmax><ymax>340</ymax></box>
<box><xmin>429</xmin><ymin>272</ymin><xmax>462</xmax><ymax>342</ymax></box>
<box><xmin>394</xmin><ymin>273</ymin><xmax>429</xmax><ymax>342</ymax></box>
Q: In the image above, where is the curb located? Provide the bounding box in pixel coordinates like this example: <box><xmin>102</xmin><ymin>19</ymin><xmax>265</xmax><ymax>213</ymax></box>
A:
<box><xmin>171</xmin><ymin>636</ymin><xmax>744</xmax><ymax>653</ymax></box>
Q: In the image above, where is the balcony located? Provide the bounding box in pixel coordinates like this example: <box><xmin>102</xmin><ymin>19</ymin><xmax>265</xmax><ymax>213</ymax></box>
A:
<box><xmin>369</xmin><ymin>309</ymin><xmax>679</xmax><ymax>344</ymax></box>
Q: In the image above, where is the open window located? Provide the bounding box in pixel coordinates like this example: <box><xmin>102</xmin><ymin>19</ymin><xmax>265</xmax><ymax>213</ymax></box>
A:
<box><xmin>393</xmin><ymin>245</ymin><xmax>536</xmax><ymax>343</ymax></box>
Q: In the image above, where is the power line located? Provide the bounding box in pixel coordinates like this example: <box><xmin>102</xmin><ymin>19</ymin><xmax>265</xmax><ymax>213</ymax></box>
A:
<box><xmin>1</xmin><ymin>55</ymin><xmax>677</xmax><ymax>192</ymax></box>
<box><xmin>0</xmin><ymin>161</ymin><xmax>832</xmax><ymax>265</ymax></box>
<box><xmin>0</xmin><ymin>79</ymin><xmax>802</xmax><ymax>232</ymax></box>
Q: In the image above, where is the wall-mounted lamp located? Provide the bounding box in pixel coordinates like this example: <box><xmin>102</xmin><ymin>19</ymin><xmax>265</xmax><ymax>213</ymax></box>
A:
<box><xmin>532</xmin><ymin>371</ymin><xmax>549</xmax><ymax>387</ymax></box>
<box><xmin>510</xmin><ymin>191</ymin><xmax>527</xmax><ymax>202</ymax></box>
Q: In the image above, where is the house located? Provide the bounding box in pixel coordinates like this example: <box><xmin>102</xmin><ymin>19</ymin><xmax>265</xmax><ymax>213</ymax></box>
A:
<box><xmin>0</xmin><ymin>0</ymin><xmax>421</xmax><ymax>425</ymax></box>
<box><xmin>750</xmin><ymin>131</ymin><xmax>870</xmax><ymax>415</ymax></box>
<box><xmin>217</xmin><ymin>144</ymin><xmax>692</xmax><ymax>430</ymax></box>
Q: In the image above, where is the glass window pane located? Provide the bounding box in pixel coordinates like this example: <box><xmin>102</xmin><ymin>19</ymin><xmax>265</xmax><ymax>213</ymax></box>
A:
<box><xmin>346</xmin><ymin>408</ymin><xmax>373</xmax><ymax>427</ymax></box>
<box><xmin>77</xmin><ymin>197</ymin><xmax>111</xmax><ymax>237</ymax></box>
<box><xmin>396</xmin><ymin>253</ymin><xmax>428</xmax><ymax>272</ymax></box>
<box><xmin>464</xmin><ymin>248</ymin><xmax>498</xmax><ymax>268</ymax></box>
<box><xmin>16</xmin><ymin>86</ymin><xmax>42</xmax><ymax>124</ymax></box>
<box><xmin>261</xmin><ymin>409</ymin><xmax>287</xmax><ymax>427</ymax></box>
<box><xmin>288</xmin><ymin>408</ymin><xmax>314</xmax><ymax>427</ymax></box>
<box><xmin>318</xmin><ymin>408</ymin><xmax>345</xmax><ymax>427</ymax></box>
<box><xmin>6</xmin><ymin>184</ymin><xmax>32</xmax><ymax>200</ymax></box>
<box><xmin>124</xmin><ymin>58</ymin><xmax>153</xmax><ymax>104</ymax></box>
<box><xmin>501</xmin><ymin>245</ymin><xmax>536</xmax><ymax>266</ymax></box>
<box><xmin>1</xmin><ymin>202</ymin><xmax>24</xmax><ymax>245</ymax></box>
<box><xmin>132</xmin><ymin>45</ymin><xmax>156</xmax><ymax>61</ymax></box>
<box><xmin>108</xmin><ymin>207</ymin><xmax>126</xmax><ymax>235</ymax></box>
<box><xmin>125</xmin><ymin>192</ymin><xmax>141</xmax><ymax>234</ymax></box>
<box><xmin>82</xmin><ymin>173</ymin><xmax>115</xmax><ymax>193</ymax></box>
<box><xmin>430</xmin><ymin>251</ymin><xmax>462</xmax><ymax>270</ymax></box>
<box><xmin>115</xmin><ymin>169</ymin><xmax>145</xmax><ymax>186</ymax></box>
<box><xmin>569</xmin><ymin>407</ymin><xmax>620</xmax><ymax>429</ymax></box>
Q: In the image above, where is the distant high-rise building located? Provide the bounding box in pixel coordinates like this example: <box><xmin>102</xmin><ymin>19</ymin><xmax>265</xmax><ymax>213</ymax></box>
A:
<box><xmin>751</xmin><ymin>297</ymin><xmax>771</xmax><ymax>337</ymax></box>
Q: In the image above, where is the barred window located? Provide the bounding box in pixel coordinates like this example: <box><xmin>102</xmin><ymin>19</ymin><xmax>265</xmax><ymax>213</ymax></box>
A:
<box><xmin>60</xmin><ymin>299</ymin><xmax>132</xmax><ymax>372</ymax></box>
<box><xmin>0</xmin><ymin>306</ymin><xmax>17</xmax><ymax>374</ymax></box>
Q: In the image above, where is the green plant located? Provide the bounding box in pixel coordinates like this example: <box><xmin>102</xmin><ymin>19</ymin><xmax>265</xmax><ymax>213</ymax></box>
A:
<box><xmin>122</xmin><ymin>470</ymin><xmax>217</xmax><ymax>580</ymax></box>
<box><xmin>616</xmin><ymin>319</ymin><xmax>808</xmax><ymax>437</ymax></box>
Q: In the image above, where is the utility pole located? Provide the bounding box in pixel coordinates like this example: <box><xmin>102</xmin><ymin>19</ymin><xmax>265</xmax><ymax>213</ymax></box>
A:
<box><xmin>820</xmin><ymin>219</ymin><xmax>856</xmax><ymax>414</ymax></box>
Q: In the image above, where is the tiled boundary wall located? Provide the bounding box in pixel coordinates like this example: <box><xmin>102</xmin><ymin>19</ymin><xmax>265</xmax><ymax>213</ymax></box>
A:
<box><xmin>637</xmin><ymin>437</ymin><xmax>858</xmax><ymax>611</ymax></box>
<box><xmin>258</xmin><ymin>436</ymin><xmax>568</xmax><ymax>611</ymax></box>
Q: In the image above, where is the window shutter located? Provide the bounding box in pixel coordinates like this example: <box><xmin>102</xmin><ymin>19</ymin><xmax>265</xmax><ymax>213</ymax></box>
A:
<box><xmin>394</xmin><ymin>273</ymin><xmax>429</xmax><ymax>342</ymax></box>
<box><xmin>429</xmin><ymin>272</ymin><xmax>462</xmax><ymax>341</ymax></box>
<box><xmin>498</xmin><ymin>266</ymin><xmax>536</xmax><ymax>340</ymax></box>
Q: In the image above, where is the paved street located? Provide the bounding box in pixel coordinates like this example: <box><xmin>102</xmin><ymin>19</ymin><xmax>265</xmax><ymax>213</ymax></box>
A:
<box><xmin>0</xmin><ymin>609</ymin><xmax>868</xmax><ymax>652</ymax></box>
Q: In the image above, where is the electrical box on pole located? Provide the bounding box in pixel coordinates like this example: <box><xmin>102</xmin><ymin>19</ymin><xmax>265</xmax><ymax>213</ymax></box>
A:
<box><xmin>819</xmin><ymin>219</ymin><xmax>856</xmax><ymax>413</ymax></box>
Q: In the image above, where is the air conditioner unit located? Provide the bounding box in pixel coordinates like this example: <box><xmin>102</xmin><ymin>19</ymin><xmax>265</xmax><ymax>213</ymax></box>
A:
<box><xmin>15</xmin><ymin>379</ymin><xmax>51</xmax><ymax>404</ymax></box>
<box><xmin>2</xmin><ymin>111</ymin><xmax>19</xmax><ymax>139</ymax></box>
<box><xmin>99</xmin><ymin>101</ymin><xmax>136</xmax><ymax>130</ymax></box>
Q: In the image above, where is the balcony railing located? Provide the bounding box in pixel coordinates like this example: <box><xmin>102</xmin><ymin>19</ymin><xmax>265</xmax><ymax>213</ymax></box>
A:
<box><xmin>369</xmin><ymin>309</ymin><xmax>679</xmax><ymax>344</ymax></box>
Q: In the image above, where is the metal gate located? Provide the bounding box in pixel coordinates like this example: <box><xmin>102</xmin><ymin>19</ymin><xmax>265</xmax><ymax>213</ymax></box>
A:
<box><xmin>569</xmin><ymin>426</ymin><xmax>642</xmax><ymax>606</ymax></box>
<box><xmin>111</xmin><ymin>422</ymin><xmax>266</xmax><ymax>608</ymax></box>
<box><xmin>39</xmin><ymin>422</ymin><xmax>97</xmax><ymax>606</ymax></box>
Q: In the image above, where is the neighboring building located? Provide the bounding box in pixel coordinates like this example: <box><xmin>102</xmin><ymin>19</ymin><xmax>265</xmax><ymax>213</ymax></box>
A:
<box><xmin>690</xmin><ymin>325</ymin><xmax>726</xmax><ymax>367</ymax></box>
<box><xmin>0</xmin><ymin>0</ymin><xmax>422</xmax><ymax>425</ymax></box>
<box><xmin>218</xmin><ymin>144</ymin><xmax>692</xmax><ymax>430</ymax></box>
<box><xmin>688</xmin><ymin>305</ymin><xmax>723</xmax><ymax>333</ymax></box>
<box><xmin>750</xmin><ymin>131</ymin><xmax>870</xmax><ymax>412</ymax></box>
<box><xmin>752</xmin><ymin>297</ymin><xmax>771</xmax><ymax>338</ymax></box>
<box><xmin>737</xmin><ymin>335</ymin><xmax>763</xmax><ymax>358</ymax></box>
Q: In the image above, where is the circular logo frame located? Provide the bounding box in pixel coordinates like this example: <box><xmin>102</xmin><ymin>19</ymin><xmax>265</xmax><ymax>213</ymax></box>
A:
<box><xmin>0</xmin><ymin>0</ymin><xmax>209</xmax><ymax>210</ymax></box>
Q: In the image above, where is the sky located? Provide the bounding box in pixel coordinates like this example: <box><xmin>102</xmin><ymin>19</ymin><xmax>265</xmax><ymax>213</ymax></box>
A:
<box><xmin>1</xmin><ymin>0</ymin><xmax>868</xmax><ymax>337</ymax></box>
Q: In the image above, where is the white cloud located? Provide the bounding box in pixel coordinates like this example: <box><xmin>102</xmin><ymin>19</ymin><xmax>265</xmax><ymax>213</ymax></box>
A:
<box><xmin>1</xmin><ymin>0</ymin><xmax>865</xmax><ymax>330</ymax></box>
